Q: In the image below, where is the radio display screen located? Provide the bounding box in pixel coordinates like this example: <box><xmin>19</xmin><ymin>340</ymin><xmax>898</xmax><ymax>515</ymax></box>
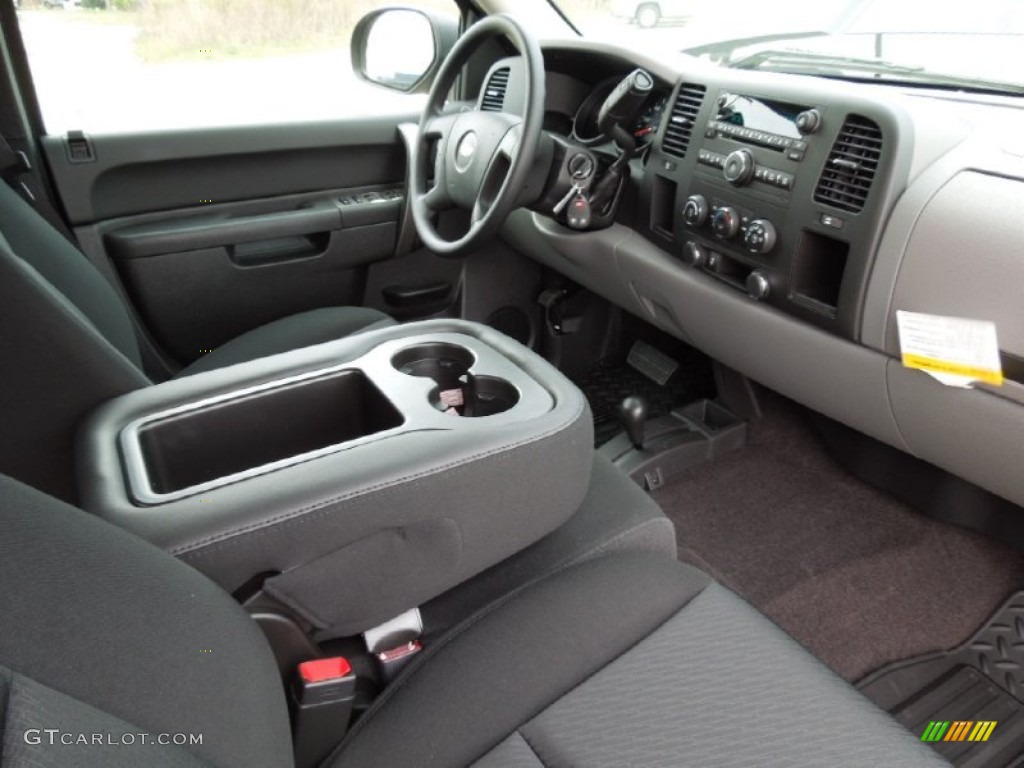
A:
<box><xmin>715</xmin><ymin>92</ymin><xmax>806</xmax><ymax>139</ymax></box>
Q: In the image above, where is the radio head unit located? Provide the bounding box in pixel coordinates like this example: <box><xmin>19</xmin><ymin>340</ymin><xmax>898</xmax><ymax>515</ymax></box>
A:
<box><xmin>715</xmin><ymin>92</ymin><xmax>812</xmax><ymax>142</ymax></box>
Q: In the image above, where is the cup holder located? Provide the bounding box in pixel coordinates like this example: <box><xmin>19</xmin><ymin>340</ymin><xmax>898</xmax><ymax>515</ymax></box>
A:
<box><xmin>392</xmin><ymin>343</ymin><xmax>475</xmax><ymax>390</ymax></box>
<box><xmin>392</xmin><ymin>342</ymin><xmax>520</xmax><ymax>418</ymax></box>
<box><xmin>431</xmin><ymin>375</ymin><xmax>520</xmax><ymax>418</ymax></box>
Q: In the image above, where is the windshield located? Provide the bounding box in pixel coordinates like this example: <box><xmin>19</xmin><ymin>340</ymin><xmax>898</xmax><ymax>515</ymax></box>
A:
<box><xmin>551</xmin><ymin>0</ymin><xmax>1024</xmax><ymax>94</ymax></box>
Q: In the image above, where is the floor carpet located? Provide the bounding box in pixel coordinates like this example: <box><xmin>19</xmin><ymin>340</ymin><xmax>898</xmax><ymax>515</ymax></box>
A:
<box><xmin>652</xmin><ymin>390</ymin><xmax>1024</xmax><ymax>682</ymax></box>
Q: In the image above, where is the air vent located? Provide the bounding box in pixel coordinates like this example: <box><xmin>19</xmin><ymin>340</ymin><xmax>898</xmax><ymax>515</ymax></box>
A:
<box><xmin>480</xmin><ymin>68</ymin><xmax>510</xmax><ymax>112</ymax></box>
<box><xmin>814</xmin><ymin>115</ymin><xmax>883</xmax><ymax>213</ymax></box>
<box><xmin>661</xmin><ymin>83</ymin><xmax>706</xmax><ymax>158</ymax></box>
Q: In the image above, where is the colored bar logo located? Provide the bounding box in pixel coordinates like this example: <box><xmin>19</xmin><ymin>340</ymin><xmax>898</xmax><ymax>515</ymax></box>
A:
<box><xmin>921</xmin><ymin>721</ymin><xmax>997</xmax><ymax>743</ymax></box>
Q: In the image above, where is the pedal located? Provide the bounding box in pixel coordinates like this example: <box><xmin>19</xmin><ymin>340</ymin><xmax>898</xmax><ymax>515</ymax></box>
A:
<box><xmin>627</xmin><ymin>340</ymin><xmax>678</xmax><ymax>386</ymax></box>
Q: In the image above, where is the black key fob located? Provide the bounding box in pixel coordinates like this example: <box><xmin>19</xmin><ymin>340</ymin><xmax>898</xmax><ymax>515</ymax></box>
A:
<box><xmin>566</xmin><ymin>194</ymin><xmax>591</xmax><ymax>230</ymax></box>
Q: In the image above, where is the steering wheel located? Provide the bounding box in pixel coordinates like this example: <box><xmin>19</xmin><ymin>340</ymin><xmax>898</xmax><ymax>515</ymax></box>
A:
<box><xmin>410</xmin><ymin>14</ymin><xmax>545</xmax><ymax>257</ymax></box>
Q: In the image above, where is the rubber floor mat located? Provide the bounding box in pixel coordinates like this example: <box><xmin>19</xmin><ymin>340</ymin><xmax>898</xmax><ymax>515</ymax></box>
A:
<box><xmin>573</xmin><ymin>352</ymin><xmax>714</xmax><ymax>447</ymax></box>
<box><xmin>859</xmin><ymin>591</ymin><xmax>1024</xmax><ymax>766</ymax></box>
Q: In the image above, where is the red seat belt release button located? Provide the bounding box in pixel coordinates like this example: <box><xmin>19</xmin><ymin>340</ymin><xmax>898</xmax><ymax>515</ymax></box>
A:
<box><xmin>291</xmin><ymin>657</ymin><xmax>357</xmax><ymax>768</ymax></box>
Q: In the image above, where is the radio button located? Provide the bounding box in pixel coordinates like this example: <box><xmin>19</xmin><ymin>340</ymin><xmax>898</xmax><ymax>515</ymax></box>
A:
<box><xmin>786</xmin><ymin>148</ymin><xmax>805</xmax><ymax>162</ymax></box>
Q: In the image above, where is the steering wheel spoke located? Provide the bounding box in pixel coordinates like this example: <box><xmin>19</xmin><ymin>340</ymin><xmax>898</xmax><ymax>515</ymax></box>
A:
<box><xmin>423</xmin><ymin>182</ymin><xmax>452</xmax><ymax>212</ymax></box>
<box><xmin>421</xmin><ymin>113</ymin><xmax>457</xmax><ymax>139</ymax></box>
<box><xmin>409</xmin><ymin>14</ymin><xmax>545</xmax><ymax>257</ymax></box>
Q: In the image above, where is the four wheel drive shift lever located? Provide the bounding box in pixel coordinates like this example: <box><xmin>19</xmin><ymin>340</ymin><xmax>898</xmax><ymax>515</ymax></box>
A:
<box><xmin>619</xmin><ymin>395</ymin><xmax>648</xmax><ymax>451</ymax></box>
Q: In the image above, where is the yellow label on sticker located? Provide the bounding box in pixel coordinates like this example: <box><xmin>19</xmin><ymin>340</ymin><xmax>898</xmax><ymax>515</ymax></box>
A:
<box><xmin>896</xmin><ymin>311</ymin><xmax>1003</xmax><ymax>388</ymax></box>
<box><xmin>900</xmin><ymin>353</ymin><xmax>1004</xmax><ymax>387</ymax></box>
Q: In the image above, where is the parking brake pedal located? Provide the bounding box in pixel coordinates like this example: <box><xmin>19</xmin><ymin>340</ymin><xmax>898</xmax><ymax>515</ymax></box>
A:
<box><xmin>626</xmin><ymin>340</ymin><xmax>679</xmax><ymax>386</ymax></box>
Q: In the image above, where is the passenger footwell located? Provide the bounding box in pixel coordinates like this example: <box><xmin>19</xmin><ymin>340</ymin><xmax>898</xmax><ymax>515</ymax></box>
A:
<box><xmin>859</xmin><ymin>591</ymin><xmax>1024</xmax><ymax>767</ymax></box>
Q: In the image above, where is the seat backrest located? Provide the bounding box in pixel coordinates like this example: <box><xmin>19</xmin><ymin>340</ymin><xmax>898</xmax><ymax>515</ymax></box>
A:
<box><xmin>0</xmin><ymin>474</ymin><xmax>294</xmax><ymax>768</ymax></box>
<box><xmin>0</xmin><ymin>182</ymin><xmax>150</xmax><ymax>501</ymax></box>
<box><xmin>0</xmin><ymin>181</ymin><xmax>142</xmax><ymax>366</ymax></box>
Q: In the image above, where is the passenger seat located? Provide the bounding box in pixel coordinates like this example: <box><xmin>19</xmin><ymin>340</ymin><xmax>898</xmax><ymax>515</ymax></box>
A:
<box><xmin>0</xmin><ymin>474</ymin><xmax>946</xmax><ymax>767</ymax></box>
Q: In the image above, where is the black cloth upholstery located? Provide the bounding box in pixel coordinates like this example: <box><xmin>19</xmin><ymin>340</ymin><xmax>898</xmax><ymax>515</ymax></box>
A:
<box><xmin>0</xmin><ymin>476</ymin><xmax>293</xmax><ymax>768</ymax></box>
<box><xmin>331</xmin><ymin>554</ymin><xmax>712</xmax><ymax>768</ymax></box>
<box><xmin>0</xmin><ymin>238</ymin><xmax>149</xmax><ymax>501</ymax></box>
<box><xmin>421</xmin><ymin>451</ymin><xmax>677</xmax><ymax>639</ymax></box>
<box><xmin>337</xmin><ymin>553</ymin><xmax>948</xmax><ymax>768</ymax></box>
<box><xmin>176</xmin><ymin>307</ymin><xmax>395</xmax><ymax>377</ymax></box>
<box><xmin>0</xmin><ymin>471</ymin><xmax>945</xmax><ymax>768</ymax></box>
<box><xmin>0</xmin><ymin>179</ymin><xmax>393</xmax><ymax>499</ymax></box>
<box><xmin>0</xmin><ymin>667</ymin><xmax>211</xmax><ymax>768</ymax></box>
<box><xmin>0</xmin><ymin>182</ymin><xmax>142</xmax><ymax>366</ymax></box>
<box><xmin>480</xmin><ymin>583</ymin><xmax>949</xmax><ymax>767</ymax></box>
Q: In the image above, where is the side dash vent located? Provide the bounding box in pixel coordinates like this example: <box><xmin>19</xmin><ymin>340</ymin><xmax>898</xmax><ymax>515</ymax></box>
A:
<box><xmin>661</xmin><ymin>83</ymin><xmax>706</xmax><ymax>158</ymax></box>
<box><xmin>480</xmin><ymin>68</ymin><xmax>510</xmax><ymax>112</ymax></box>
<box><xmin>814</xmin><ymin>115</ymin><xmax>883</xmax><ymax>213</ymax></box>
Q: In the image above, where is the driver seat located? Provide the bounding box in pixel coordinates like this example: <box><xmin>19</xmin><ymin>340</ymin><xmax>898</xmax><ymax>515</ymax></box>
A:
<box><xmin>0</xmin><ymin>180</ymin><xmax>394</xmax><ymax>501</ymax></box>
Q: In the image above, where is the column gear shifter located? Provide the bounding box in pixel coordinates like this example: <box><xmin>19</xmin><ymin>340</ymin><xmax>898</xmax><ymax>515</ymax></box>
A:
<box><xmin>588</xmin><ymin>68</ymin><xmax>654</xmax><ymax>215</ymax></box>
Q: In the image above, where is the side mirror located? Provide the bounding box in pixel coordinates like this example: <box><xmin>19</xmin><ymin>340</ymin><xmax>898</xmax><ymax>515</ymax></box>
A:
<box><xmin>351</xmin><ymin>8</ymin><xmax>459</xmax><ymax>94</ymax></box>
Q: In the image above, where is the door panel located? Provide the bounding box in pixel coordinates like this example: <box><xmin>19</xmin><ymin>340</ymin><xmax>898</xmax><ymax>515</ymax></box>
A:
<box><xmin>40</xmin><ymin>119</ymin><xmax>411</xmax><ymax>224</ymax></box>
<box><xmin>36</xmin><ymin>118</ymin><xmax>459</xmax><ymax>367</ymax></box>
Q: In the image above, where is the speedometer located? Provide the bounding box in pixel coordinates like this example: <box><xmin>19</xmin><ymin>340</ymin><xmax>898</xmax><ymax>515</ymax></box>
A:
<box><xmin>632</xmin><ymin>92</ymin><xmax>668</xmax><ymax>148</ymax></box>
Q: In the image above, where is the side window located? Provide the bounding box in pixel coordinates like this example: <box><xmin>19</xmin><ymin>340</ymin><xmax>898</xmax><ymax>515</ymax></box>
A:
<box><xmin>17</xmin><ymin>0</ymin><xmax>457</xmax><ymax>134</ymax></box>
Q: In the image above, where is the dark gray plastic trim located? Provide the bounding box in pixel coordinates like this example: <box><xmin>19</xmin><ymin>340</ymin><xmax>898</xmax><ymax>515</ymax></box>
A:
<box><xmin>41</xmin><ymin>117</ymin><xmax>417</xmax><ymax>224</ymax></box>
<box><xmin>106</xmin><ymin>204</ymin><xmax>342</xmax><ymax>259</ymax></box>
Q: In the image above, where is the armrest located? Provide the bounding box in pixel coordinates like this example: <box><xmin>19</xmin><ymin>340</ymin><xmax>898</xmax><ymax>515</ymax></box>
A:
<box><xmin>76</xmin><ymin>320</ymin><xmax>593</xmax><ymax>637</ymax></box>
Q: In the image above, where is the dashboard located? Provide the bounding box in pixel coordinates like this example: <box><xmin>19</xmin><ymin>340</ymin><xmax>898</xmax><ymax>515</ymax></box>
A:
<box><xmin>485</xmin><ymin>41</ymin><xmax>1024</xmax><ymax>513</ymax></box>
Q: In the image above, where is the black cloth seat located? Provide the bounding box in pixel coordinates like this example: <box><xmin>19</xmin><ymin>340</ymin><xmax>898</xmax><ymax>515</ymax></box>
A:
<box><xmin>0</xmin><ymin>181</ymin><xmax>393</xmax><ymax>500</ymax></box>
<box><xmin>0</xmin><ymin>474</ymin><xmax>947</xmax><ymax>768</ymax></box>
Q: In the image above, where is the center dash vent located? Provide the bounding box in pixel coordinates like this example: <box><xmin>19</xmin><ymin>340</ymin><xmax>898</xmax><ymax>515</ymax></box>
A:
<box><xmin>814</xmin><ymin>115</ymin><xmax>883</xmax><ymax>213</ymax></box>
<box><xmin>480</xmin><ymin>68</ymin><xmax>510</xmax><ymax>112</ymax></box>
<box><xmin>661</xmin><ymin>83</ymin><xmax>706</xmax><ymax>158</ymax></box>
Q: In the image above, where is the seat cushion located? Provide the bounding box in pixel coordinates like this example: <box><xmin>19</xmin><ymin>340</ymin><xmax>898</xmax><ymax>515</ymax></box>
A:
<box><xmin>332</xmin><ymin>553</ymin><xmax>948</xmax><ymax>768</ymax></box>
<box><xmin>177</xmin><ymin>306</ymin><xmax>395</xmax><ymax>377</ymax></box>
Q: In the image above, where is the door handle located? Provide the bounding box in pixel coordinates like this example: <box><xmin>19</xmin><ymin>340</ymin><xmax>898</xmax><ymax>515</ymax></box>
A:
<box><xmin>107</xmin><ymin>206</ymin><xmax>342</xmax><ymax>259</ymax></box>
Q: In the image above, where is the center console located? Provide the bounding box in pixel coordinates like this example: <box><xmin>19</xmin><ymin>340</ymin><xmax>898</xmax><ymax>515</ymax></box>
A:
<box><xmin>643</xmin><ymin>80</ymin><xmax>906</xmax><ymax>340</ymax></box>
<box><xmin>77</xmin><ymin>320</ymin><xmax>592</xmax><ymax>638</ymax></box>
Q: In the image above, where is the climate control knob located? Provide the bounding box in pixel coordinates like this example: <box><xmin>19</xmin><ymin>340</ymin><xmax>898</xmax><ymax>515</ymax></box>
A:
<box><xmin>682</xmin><ymin>195</ymin><xmax>709</xmax><ymax>227</ymax></box>
<box><xmin>746</xmin><ymin>270</ymin><xmax>771</xmax><ymax>301</ymax></box>
<box><xmin>743</xmin><ymin>219</ymin><xmax>777</xmax><ymax>254</ymax></box>
<box><xmin>722</xmin><ymin>149</ymin><xmax>755</xmax><ymax>186</ymax></box>
<box><xmin>710</xmin><ymin>206</ymin><xmax>740</xmax><ymax>239</ymax></box>
<box><xmin>681</xmin><ymin>240</ymin><xmax>707</xmax><ymax>268</ymax></box>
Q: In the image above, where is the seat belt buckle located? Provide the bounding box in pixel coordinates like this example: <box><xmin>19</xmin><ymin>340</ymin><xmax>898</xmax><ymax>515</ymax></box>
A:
<box><xmin>363</xmin><ymin>608</ymin><xmax>424</xmax><ymax>684</ymax></box>
<box><xmin>375</xmin><ymin>639</ymin><xmax>423</xmax><ymax>684</ymax></box>
<box><xmin>291</xmin><ymin>657</ymin><xmax>357</xmax><ymax>768</ymax></box>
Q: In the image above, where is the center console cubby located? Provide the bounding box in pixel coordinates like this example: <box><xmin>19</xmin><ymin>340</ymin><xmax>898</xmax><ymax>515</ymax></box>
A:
<box><xmin>78</xmin><ymin>320</ymin><xmax>592</xmax><ymax>637</ymax></box>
